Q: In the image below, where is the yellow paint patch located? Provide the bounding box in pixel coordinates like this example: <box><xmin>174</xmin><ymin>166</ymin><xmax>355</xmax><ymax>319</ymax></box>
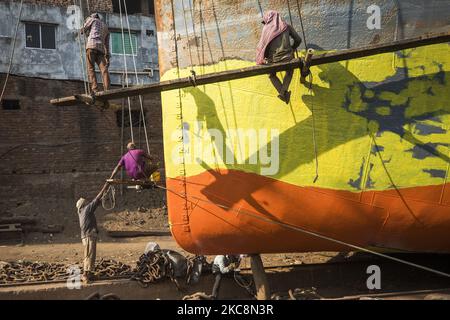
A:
<box><xmin>161</xmin><ymin>43</ymin><xmax>450</xmax><ymax>192</ymax></box>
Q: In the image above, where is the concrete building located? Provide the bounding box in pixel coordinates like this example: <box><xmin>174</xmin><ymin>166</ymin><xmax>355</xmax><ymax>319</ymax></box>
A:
<box><xmin>0</xmin><ymin>0</ymin><xmax>164</xmax><ymax>220</ymax></box>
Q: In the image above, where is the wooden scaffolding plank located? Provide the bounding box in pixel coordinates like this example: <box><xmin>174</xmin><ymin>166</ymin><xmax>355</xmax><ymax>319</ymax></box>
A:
<box><xmin>106</xmin><ymin>179</ymin><xmax>154</xmax><ymax>186</ymax></box>
<box><xmin>50</xmin><ymin>31</ymin><xmax>450</xmax><ymax>106</ymax></box>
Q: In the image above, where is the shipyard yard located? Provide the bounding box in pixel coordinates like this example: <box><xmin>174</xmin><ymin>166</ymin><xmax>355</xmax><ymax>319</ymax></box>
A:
<box><xmin>1</xmin><ymin>0</ymin><xmax>450</xmax><ymax>307</ymax></box>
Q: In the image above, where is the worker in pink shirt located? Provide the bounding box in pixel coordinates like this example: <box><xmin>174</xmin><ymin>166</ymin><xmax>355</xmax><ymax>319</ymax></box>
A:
<box><xmin>110</xmin><ymin>142</ymin><xmax>157</xmax><ymax>181</ymax></box>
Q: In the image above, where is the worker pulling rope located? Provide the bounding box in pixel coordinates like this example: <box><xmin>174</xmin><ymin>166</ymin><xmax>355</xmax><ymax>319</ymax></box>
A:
<box><xmin>0</xmin><ymin>0</ymin><xmax>24</xmax><ymax>105</ymax></box>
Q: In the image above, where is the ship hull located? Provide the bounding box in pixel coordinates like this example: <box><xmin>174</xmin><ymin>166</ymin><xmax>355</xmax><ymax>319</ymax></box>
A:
<box><xmin>155</xmin><ymin>0</ymin><xmax>450</xmax><ymax>254</ymax></box>
<box><xmin>167</xmin><ymin>169</ymin><xmax>450</xmax><ymax>254</ymax></box>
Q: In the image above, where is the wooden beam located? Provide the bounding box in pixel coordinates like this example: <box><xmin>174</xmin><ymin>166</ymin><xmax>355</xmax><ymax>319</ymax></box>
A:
<box><xmin>106</xmin><ymin>179</ymin><xmax>154</xmax><ymax>186</ymax></box>
<box><xmin>50</xmin><ymin>31</ymin><xmax>450</xmax><ymax>106</ymax></box>
<box><xmin>250</xmin><ymin>254</ymin><xmax>271</xmax><ymax>300</ymax></box>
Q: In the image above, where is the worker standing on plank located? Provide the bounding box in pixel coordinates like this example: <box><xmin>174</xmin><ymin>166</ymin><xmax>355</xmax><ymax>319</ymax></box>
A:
<box><xmin>109</xmin><ymin>142</ymin><xmax>158</xmax><ymax>182</ymax></box>
<box><xmin>82</xmin><ymin>13</ymin><xmax>111</xmax><ymax>96</ymax></box>
<box><xmin>75</xmin><ymin>182</ymin><xmax>110</xmax><ymax>284</ymax></box>
<box><xmin>256</xmin><ymin>10</ymin><xmax>302</xmax><ymax>104</ymax></box>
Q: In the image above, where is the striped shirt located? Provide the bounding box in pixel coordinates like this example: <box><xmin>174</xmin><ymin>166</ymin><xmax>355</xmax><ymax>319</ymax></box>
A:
<box><xmin>83</xmin><ymin>17</ymin><xmax>110</xmax><ymax>55</ymax></box>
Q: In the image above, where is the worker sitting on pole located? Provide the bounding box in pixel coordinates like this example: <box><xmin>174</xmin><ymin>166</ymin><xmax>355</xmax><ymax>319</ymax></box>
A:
<box><xmin>75</xmin><ymin>182</ymin><xmax>110</xmax><ymax>284</ymax></box>
<box><xmin>109</xmin><ymin>142</ymin><xmax>158</xmax><ymax>184</ymax></box>
<box><xmin>256</xmin><ymin>10</ymin><xmax>302</xmax><ymax>104</ymax></box>
<box><xmin>82</xmin><ymin>13</ymin><xmax>111</xmax><ymax>96</ymax></box>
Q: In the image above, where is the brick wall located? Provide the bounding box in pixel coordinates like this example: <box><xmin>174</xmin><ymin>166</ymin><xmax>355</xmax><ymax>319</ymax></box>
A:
<box><xmin>0</xmin><ymin>73</ymin><xmax>164</xmax><ymax>215</ymax></box>
<box><xmin>1</xmin><ymin>0</ymin><xmax>113</xmax><ymax>12</ymax></box>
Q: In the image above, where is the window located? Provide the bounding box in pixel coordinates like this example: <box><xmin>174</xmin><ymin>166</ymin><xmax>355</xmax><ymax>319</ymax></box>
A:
<box><xmin>112</xmin><ymin>0</ymin><xmax>142</xmax><ymax>14</ymax></box>
<box><xmin>116</xmin><ymin>110</ymin><xmax>143</xmax><ymax>127</ymax></box>
<box><xmin>111</xmin><ymin>32</ymin><xmax>138</xmax><ymax>55</ymax></box>
<box><xmin>25</xmin><ymin>23</ymin><xmax>56</xmax><ymax>49</ymax></box>
<box><xmin>1</xmin><ymin>99</ymin><xmax>20</xmax><ymax>110</ymax></box>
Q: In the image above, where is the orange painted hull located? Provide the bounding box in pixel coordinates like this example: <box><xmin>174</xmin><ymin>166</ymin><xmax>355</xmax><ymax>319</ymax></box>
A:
<box><xmin>167</xmin><ymin>169</ymin><xmax>450</xmax><ymax>254</ymax></box>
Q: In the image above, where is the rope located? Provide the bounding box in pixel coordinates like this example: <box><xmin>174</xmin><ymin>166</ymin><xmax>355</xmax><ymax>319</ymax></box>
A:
<box><xmin>0</xmin><ymin>0</ymin><xmax>24</xmax><ymax>104</ymax></box>
<box><xmin>256</xmin><ymin>0</ymin><xmax>264</xmax><ymax>18</ymax></box>
<box><xmin>286</xmin><ymin>0</ymin><xmax>299</xmax><ymax>59</ymax></box>
<box><xmin>123</xmin><ymin>0</ymin><xmax>151</xmax><ymax>154</ymax></box>
<box><xmin>101</xmin><ymin>185</ymin><xmax>116</xmax><ymax>210</ymax></box>
<box><xmin>118</xmin><ymin>0</ymin><xmax>134</xmax><ymax>143</ymax></box>
<box><xmin>181</xmin><ymin>0</ymin><xmax>195</xmax><ymax>73</ymax></box>
<box><xmin>293</xmin><ymin>0</ymin><xmax>318</xmax><ymax>182</ymax></box>
<box><xmin>155</xmin><ymin>184</ymin><xmax>450</xmax><ymax>279</ymax></box>
<box><xmin>120</xmin><ymin>73</ymin><xmax>125</xmax><ymax>195</ymax></box>
<box><xmin>181</xmin><ymin>0</ymin><xmax>197</xmax><ymax>87</ymax></box>
<box><xmin>296</xmin><ymin>0</ymin><xmax>308</xmax><ymax>51</ymax></box>
<box><xmin>187</xmin><ymin>0</ymin><xmax>202</xmax><ymax>71</ymax></box>
<box><xmin>234</xmin><ymin>271</ymin><xmax>253</xmax><ymax>290</ymax></box>
<box><xmin>307</xmin><ymin>73</ymin><xmax>319</xmax><ymax>183</ymax></box>
<box><xmin>75</xmin><ymin>0</ymin><xmax>89</xmax><ymax>95</ymax></box>
<box><xmin>370</xmin><ymin>133</ymin><xmax>424</xmax><ymax>226</ymax></box>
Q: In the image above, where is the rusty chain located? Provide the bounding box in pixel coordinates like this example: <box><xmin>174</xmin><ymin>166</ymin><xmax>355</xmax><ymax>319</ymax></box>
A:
<box><xmin>0</xmin><ymin>259</ymin><xmax>133</xmax><ymax>285</ymax></box>
<box><xmin>131</xmin><ymin>251</ymin><xmax>210</xmax><ymax>289</ymax></box>
<box><xmin>0</xmin><ymin>253</ymin><xmax>209</xmax><ymax>287</ymax></box>
<box><xmin>131</xmin><ymin>250</ymin><xmax>176</xmax><ymax>287</ymax></box>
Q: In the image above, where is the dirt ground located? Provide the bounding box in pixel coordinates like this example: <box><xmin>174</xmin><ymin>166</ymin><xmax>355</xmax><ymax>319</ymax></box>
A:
<box><xmin>2</xmin><ymin>188</ymin><xmax>450</xmax><ymax>300</ymax></box>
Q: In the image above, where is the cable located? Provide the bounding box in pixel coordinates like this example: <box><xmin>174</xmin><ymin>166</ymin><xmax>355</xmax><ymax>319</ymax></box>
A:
<box><xmin>0</xmin><ymin>0</ymin><xmax>24</xmax><ymax>104</ymax></box>
<box><xmin>118</xmin><ymin>0</ymin><xmax>134</xmax><ymax>143</ymax></box>
<box><xmin>101</xmin><ymin>185</ymin><xmax>116</xmax><ymax>210</ymax></box>
<box><xmin>181</xmin><ymin>0</ymin><xmax>196</xmax><ymax>71</ymax></box>
<box><xmin>75</xmin><ymin>0</ymin><xmax>89</xmax><ymax>95</ymax></box>
<box><xmin>286</xmin><ymin>0</ymin><xmax>299</xmax><ymax>59</ymax></box>
<box><xmin>123</xmin><ymin>0</ymin><xmax>151</xmax><ymax>154</ymax></box>
<box><xmin>307</xmin><ymin>73</ymin><xmax>319</xmax><ymax>183</ymax></box>
<box><xmin>181</xmin><ymin>0</ymin><xmax>197</xmax><ymax>86</ymax></box>
<box><xmin>155</xmin><ymin>184</ymin><xmax>450</xmax><ymax>279</ymax></box>
<box><xmin>296</xmin><ymin>0</ymin><xmax>308</xmax><ymax>51</ymax></box>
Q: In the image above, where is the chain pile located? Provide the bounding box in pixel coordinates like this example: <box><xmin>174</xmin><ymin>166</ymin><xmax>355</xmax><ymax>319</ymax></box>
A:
<box><xmin>0</xmin><ymin>259</ymin><xmax>133</xmax><ymax>285</ymax></box>
<box><xmin>0</xmin><ymin>261</ymin><xmax>68</xmax><ymax>284</ymax></box>
<box><xmin>92</xmin><ymin>259</ymin><xmax>134</xmax><ymax>279</ymax></box>
<box><xmin>131</xmin><ymin>251</ymin><xmax>175</xmax><ymax>287</ymax></box>
<box><xmin>0</xmin><ymin>254</ymin><xmax>206</xmax><ymax>287</ymax></box>
<box><xmin>131</xmin><ymin>251</ymin><xmax>209</xmax><ymax>289</ymax></box>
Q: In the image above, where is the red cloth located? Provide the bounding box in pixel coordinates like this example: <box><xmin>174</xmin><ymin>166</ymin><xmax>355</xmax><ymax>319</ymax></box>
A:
<box><xmin>255</xmin><ymin>11</ymin><xmax>288</xmax><ymax>65</ymax></box>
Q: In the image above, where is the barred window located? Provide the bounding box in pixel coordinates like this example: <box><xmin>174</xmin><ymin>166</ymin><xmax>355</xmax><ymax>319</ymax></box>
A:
<box><xmin>111</xmin><ymin>32</ymin><xmax>138</xmax><ymax>55</ymax></box>
<box><xmin>25</xmin><ymin>23</ymin><xmax>56</xmax><ymax>49</ymax></box>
